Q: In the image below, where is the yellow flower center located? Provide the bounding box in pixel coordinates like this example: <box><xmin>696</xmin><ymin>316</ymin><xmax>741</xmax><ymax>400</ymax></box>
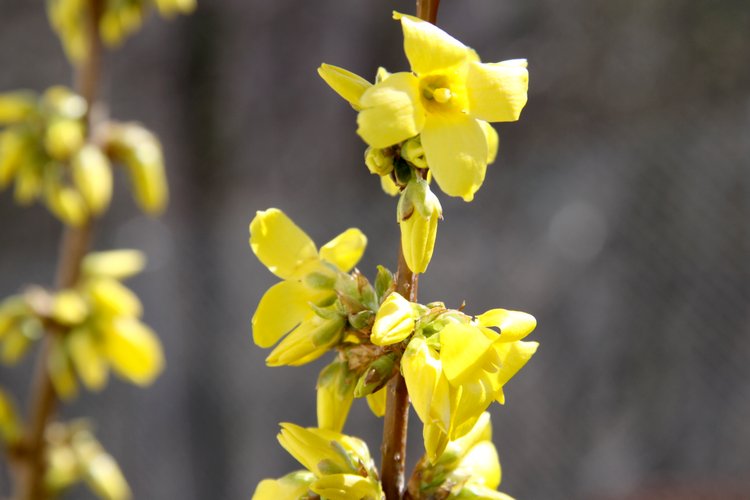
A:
<box><xmin>419</xmin><ymin>73</ymin><xmax>466</xmax><ymax>114</ymax></box>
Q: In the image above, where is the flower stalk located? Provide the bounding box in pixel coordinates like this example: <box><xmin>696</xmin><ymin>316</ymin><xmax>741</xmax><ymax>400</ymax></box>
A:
<box><xmin>14</xmin><ymin>1</ymin><xmax>103</xmax><ymax>497</ymax></box>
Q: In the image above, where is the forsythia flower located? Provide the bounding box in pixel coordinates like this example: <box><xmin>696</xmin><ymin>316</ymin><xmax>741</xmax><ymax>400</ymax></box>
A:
<box><xmin>253</xmin><ymin>424</ymin><xmax>384</xmax><ymax>500</ymax></box>
<box><xmin>249</xmin><ymin>208</ymin><xmax>367</xmax><ymax>365</ymax></box>
<box><xmin>319</xmin><ymin>12</ymin><xmax>528</xmax><ymax>201</ymax></box>
<box><xmin>403</xmin><ymin>308</ymin><xmax>538</xmax><ymax>460</ymax></box>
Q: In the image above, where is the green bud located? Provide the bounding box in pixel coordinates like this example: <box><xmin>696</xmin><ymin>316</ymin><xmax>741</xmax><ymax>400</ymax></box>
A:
<box><xmin>305</xmin><ymin>271</ymin><xmax>337</xmax><ymax>290</ymax></box>
<box><xmin>354</xmin><ymin>352</ymin><xmax>397</xmax><ymax>397</ymax></box>
<box><xmin>374</xmin><ymin>265</ymin><xmax>395</xmax><ymax>303</ymax></box>
<box><xmin>348</xmin><ymin>310</ymin><xmax>374</xmax><ymax>330</ymax></box>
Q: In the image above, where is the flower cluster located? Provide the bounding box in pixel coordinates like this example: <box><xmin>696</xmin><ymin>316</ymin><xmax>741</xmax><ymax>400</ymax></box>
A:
<box><xmin>0</xmin><ymin>88</ymin><xmax>168</xmax><ymax>225</ymax></box>
<box><xmin>0</xmin><ymin>250</ymin><xmax>164</xmax><ymax>400</ymax></box>
<box><xmin>48</xmin><ymin>0</ymin><xmax>196</xmax><ymax>63</ymax></box>
<box><xmin>319</xmin><ymin>12</ymin><xmax>528</xmax><ymax>274</ymax></box>
<box><xmin>249</xmin><ymin>209</ymin><xmax>537</xmax><ymax>497</ymax></box>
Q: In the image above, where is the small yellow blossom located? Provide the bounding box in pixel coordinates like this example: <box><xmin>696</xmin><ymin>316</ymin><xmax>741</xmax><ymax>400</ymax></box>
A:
<box><xmin>317</xmin><ymin>360</ymin><xmax>356</xmax><ymax>433</ymax></box>
<box><xmin>398</xmin><ymin>177</ymin><xmax>442</xmax><ymax>273</ymax></box>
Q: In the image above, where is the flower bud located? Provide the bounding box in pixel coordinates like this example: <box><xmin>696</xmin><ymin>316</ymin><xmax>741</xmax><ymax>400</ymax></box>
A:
<box><xmin>44</xmin><ymin>118</ymin><xmax>85</xmax><ymax>161</ymax></box>
<box><xmin>277</xmin><ymin>423</ymin><xmax>369</xmax><ymax>477</ymax></box>
<box><xmin>72</xmin><ymin>144</ymin><xmax>113</xmax><ymax>216</ymax></box>
<box><xmin>401</xmin><ymin>136</ymin><xmax>427</xmax><ymax>169</ymax></box>
<box><xmin>47</xmin><ymin>339</ymin><xmax>78</xmax><ymax>400</ymax></box>
<box><xmin>354</xmin><ymin>352</ymin><xmax>397</xmax><ymax>397</ymax></box>
<box><xmin>51</xmin><ymin>289</ymin><xmax>89</xmax><ymax>325</ymax></box>
<box><xmin>317</xmin><ymin>360</ymin><xmax>356</xmax><ymax>433</ymax></box>
<box><xmin>103</xmin><ymin>317</ymin><xmax>164</xmax><ymax>386</ymax></box>
<box><xmin>371</xmin><ymin>292</ymin><xmax>415</xmax><ymax>346</ymax></box>
<box><xmin>87</xmin><ymin>279</ymin><xmax>143</xmax><ymax>318</ymax></box>
<box><xmin>364</xmin><ymin>146</ymin><xmax>394</xmax><ymax>176</ymax></box>
<box><xmin>398</xmin><ymin>178</ymin><xmax>442</xmax><ymax>274</ymax></box>
<box><xmin>366</xmin><ymin>387</ymin><xmax>387</xmax><ymax>418</ymax></box>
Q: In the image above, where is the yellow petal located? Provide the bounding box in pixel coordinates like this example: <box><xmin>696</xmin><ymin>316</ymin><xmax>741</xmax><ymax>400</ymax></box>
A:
<box><xmin>67</xmin><ymin>327</ymin><xmax>108</xmax><ymax>391</ymax></box>
<box><xmin>467</xmin><ymin>60</ymin><xmax>529</xmax><ymax>123</ymax></box>
<box><xmin>317</xmin><ymin>360</ymin><xmax>355</xmax><ymax>433</ymax></box>
<box><xmin>424</xmin><ymin>422</ymin><xmax>450</xmax><ymax>463</ymax></box>
<box><xmin>84</xmin><ymin>452</ymin><xmax>132</xmax><ymax>500</ymax></box>
<box><xmin>249</xmin><ymin>208</ymin><xmax>319</xmax><ymax>280</ymax></box>
<box><xmin>252</xmin><ymin>280</ymin><xmax>323</xmax><ymax>348</ymax></box>
<box><xmin>366</xmin><ymin>387</ymin><xmax>387</xmax><ymax>418</ymax></box>
<box><xmin>87</xmin><ymin>278</ymin><xmax>143</xmax><ymax>318</ymax></box>
<box><xmin>51</xmin><ymin>289</ymin><xmax>89</xmax><ymax>325</ymax></box>
<box><xmin>277</xmin><ymin>423</ymin><xmax>357</xmax><ymax>476</ymax></box>
<box><xmin>318</xmin><ymin>64</ymin><xmax>372</xmax><ymax>110</ymax></box>
<box><xmin>252</xmin><ymin>471</ymin><xmax>315</xmax><ymax>500</ymax></box>
<box><xmin>312</xmin><ymin>474</ymin><xmax>382</xmax><ymax>500</ymax></box>
<box><xmin>72</xmin><ymin>144</ymin><xmax>113</xmax><ymax>216</ymax></box>
<box><xmin>265</xmin><ymin>316</ymin><xmax>344</xmax><ymax>367</ymax></box>
<box><xmin>493</xmin><ymin>340</ymin><xmax>539</xmax><ymax>388</ymax></box>
<box><xmin>457</xmin><ymin>441</ymin><xmax>501</xmax><ymax>489</ymax></box>
<box><xmin>402</xmin><ymin>337</ymin><xmax>453</xmax><ymax>433</ymax></box>
<box><xmin>81</xmin><ymin>250</ymin><xmax>146</xmax><ymax>280</ymax></box>
<box><xmin>478</xmin><ymin>120</ymin><xmax>499</xmax><ymax>164</ymax></box>
<box><xmin>104</xmin><ymin>318</ymin><xmax>164</xmax><ymax>386</ymax></box>
<box><xmin>393</xmin><ymin>12</ymin><xmax>471</xmax><ymax>74</ymax></box>
<box><xmin>476</xmin><ymin>309</ymin><xmax>537</xmax><ymax>342</ymax></box>
<box><xmin>357</xmin><ymin>72</ymin><xmax>425</xmax><ymax>148</ymax></box>
<box><xmin>380</xmin><ymin>175</ymin><xmax>400</xmax><ymax>196</ymax></box>
<box><xmin>421</xmin><ymin>114</ymin><xmax>488</xmax><ymax>201</ymax></box>
<box><xmin>319</xmin><ymin>228</ymin><xmax>367</xmax><ymax>272</ymax></box>
<box><xmin>440</xmin><ymin>323</ymin><xmax>495</xmax><ymax>385</ymax></box>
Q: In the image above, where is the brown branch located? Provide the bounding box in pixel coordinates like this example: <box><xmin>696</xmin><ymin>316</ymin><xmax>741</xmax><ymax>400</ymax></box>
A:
<box><xmin>380</xmin><ymin>3</ymin><xmax>441</xmax><ymax>498</ymax></box>
<box><xmin>416</xmin><ymin>0</ymin><xmax>441</xmax><ymax>24</ymax></box>
<box><xmin>14</xmin><ymin>1</ymin><xmax>103</xmax><ymax>498</ymax></box>
<box><xmin>380</xmin><ymin>248</ymin><xmax>418</xmax><ymax>500</ymax></box>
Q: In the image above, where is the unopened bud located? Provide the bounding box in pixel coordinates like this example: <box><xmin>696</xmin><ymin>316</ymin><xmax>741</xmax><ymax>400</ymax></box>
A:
<box><xmin>44</xmin><ymin>118</ymin><xmax>85</xmax><ymax>161</ymax></box>
<box><xmin>398</xmin><ymin>178</ymin><xmax>442</xmax><ymax>274</ymax></box>
<box><xmin>371</xmin><ymin>292</ymin><xmax>416</xmax><ymax>346</ymax></box>
<box><xmin>0</xmin><ymin>91</ymin><xmax>36</xmax><ymax>124</ymax></box>
<box><xmin>72</xmin><ymin>144</ymin><xmax>113</xmax><ymax>216</ymax></box>
<box><xmin>364</xmin><ymin>147</ymin><xmax>394</xmax><ymax>176</ymax></box>
<box><xmin>401</xmin><ymin>136</ymin><xmax>427</xmax><ymax>169</ymax></box>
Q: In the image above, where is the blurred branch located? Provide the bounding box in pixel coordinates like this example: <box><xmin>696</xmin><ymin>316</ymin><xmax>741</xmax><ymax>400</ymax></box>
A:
<box><xmin>14</xmin><ymin>1</ymin><xmax>103</xmax><ymax>498</ymax></box>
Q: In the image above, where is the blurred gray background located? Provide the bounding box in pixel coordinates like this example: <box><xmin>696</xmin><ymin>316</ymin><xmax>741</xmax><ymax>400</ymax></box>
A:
<box><xmin>1</xmin><ymin>0</ymin><xmax>750</xmax><ymax>498</ymax></box>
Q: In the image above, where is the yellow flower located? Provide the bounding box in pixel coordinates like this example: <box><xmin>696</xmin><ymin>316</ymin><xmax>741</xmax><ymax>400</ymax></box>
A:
<box><xmin>316</xmin><ymin>360</ymin><xmax>356</xmax><ymax>433</ymax></box>
<box><xmin>249</xmin><ymin>209</ymin><xmax>366</xmax><ymax>351</ymax></box>
<box><xmin>320</xmin><ymin>12</ymin><xmax>528</xmax><ymax>201</ymax></box>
